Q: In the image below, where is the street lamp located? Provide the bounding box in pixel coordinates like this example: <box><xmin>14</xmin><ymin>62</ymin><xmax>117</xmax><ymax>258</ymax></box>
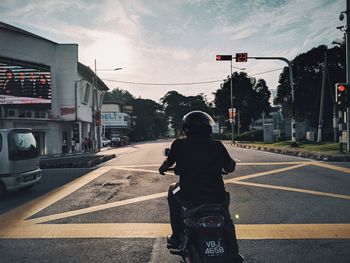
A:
<box><xmin>97</xmin><ymin>67</ymin><xmax>123</xmax><ymax>71</ymax></box>
<box><xmin>92</xmin><ymin>60</ymin><xmax>122</xmax><ymax>152</ymax></box>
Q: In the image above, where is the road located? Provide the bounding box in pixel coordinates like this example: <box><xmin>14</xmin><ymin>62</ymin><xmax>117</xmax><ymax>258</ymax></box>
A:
<box><xmin>0</xmin><ymin>139</ymin><xmax>349</xmax><ymax>263</ymax></box>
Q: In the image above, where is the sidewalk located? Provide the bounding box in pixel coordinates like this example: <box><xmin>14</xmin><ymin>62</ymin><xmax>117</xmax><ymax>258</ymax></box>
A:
<box><xmin>222</xmin><ymin>140</ymin><xmax>350</xmax><ymax>162</ymax></box>
<box><xmin>40</xmin><ymin>148</ymin><xmax>116</xmax><ymax>169</ymax></box>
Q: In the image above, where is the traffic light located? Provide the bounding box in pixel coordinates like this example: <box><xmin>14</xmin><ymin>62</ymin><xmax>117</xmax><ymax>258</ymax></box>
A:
<box><xmin>216</xmin><ymin>55</ymin><xmax>232</xmax><ymax>61</ymax></box>
<box><xmin>336</xmin><ymin>83</ymin><xmax>350</xmax><ymax>111</ymax></box>
<box><xmin>95</xmin><ymin>110</ymin><xmax>102</xmax><ymax>126</ymax></box>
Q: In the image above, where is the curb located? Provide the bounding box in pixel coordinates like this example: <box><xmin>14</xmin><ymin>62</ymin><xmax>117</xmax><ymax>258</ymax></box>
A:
<box><xmin>40</xmin><ymin>154</ymin><xmax>116</xmax><ymax>169</ymax></box>
<box><xmin>221</xmin><ymin>140</ymin><xmax>350</xmax><ymax>162</ymax></box>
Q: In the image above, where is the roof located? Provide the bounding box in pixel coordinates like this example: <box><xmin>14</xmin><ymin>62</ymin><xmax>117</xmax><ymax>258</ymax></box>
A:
<box><xmin>78</xmin><ymin>62</ymin><xmax>109</xmax><ymax>91</ymax></box>
<box><xmin>103</xmin><ymin>101</ymin><xmax>128</xmax><ymax>106</ymax></box>
<box><xmin>0</xmin><ymin>21</ymin><xmax>57</xmax><ymax>44</ymax></box>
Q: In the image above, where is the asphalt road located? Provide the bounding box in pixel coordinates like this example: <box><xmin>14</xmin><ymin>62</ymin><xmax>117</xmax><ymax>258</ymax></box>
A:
<box><xmin>0</xmin><ymin>139</ymin><xmax>349</xmax><ymax>263</ymax></box>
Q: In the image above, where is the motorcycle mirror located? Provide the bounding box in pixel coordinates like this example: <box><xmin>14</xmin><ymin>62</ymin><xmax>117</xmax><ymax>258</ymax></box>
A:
<box><xmin>163</xmin><ymin>148</ymin><xmax>170</xmax><ymax>157</ymax></box>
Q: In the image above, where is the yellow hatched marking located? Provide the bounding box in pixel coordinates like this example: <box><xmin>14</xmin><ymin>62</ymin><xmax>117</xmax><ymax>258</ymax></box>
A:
<box><xmin>113</xmin><ymin>162</ymin><xmax>310</xmax><ymax>168</ymax></box>
<box><xmin>25</xmin><ymin>164</ymin><xmax>307</xmax><ymax>224</ymax></box>
<box><xmin>0</xmin><ymin>166</ymin><xmax>111</xmax><ymax>225</ymax></box>
<box><xmin>1</xmin><ymin>161</ymin><xmax>350</xmax><ymax>240</ymax></box>
<box><xmin>27</xmin><ymin>192</ymin><xmax>167</xmax><ymax>224</ymax></box>
<box><xmin>311</xmin><ymin>162</ymin><xmax>350</xmax><ymax>174</ymax></box>
<box><xmin>0</xmin><ymin>223</ymin><xmax>349</xmax><ymax>240</ymax></box>
<box><xmin>225</xmin><ymin>163</ymin><xmax>309</xmax><ymax>183</ymax></box>
<box><xmin>231</xmin><ymin>181</ymin><xmax>350</xmax><ymax>200</ymax></box>
<box><xmin>26</xmin><ymin>162</ymin><xmax>348</xmax><ymax>224</ymax></box>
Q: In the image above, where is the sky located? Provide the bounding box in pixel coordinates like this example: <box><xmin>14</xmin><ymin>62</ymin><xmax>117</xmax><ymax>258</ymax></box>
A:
<box><xmin>0</xmin><ymin>0</ymin><xmax>346</xmax><ymax>103</ymax></box>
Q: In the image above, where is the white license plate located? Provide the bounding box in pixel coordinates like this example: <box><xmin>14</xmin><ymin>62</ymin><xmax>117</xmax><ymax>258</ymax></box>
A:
<box><xmin>203</xmin><ymin>239</ymin><xmax>225</xmax><ymax>257</ymax></box>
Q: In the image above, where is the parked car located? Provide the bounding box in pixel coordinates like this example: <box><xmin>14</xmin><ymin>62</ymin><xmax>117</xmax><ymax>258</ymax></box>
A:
<box><xmin>120</xmin><ymin>136</ymin><xmax>130</xmax><ymax>146</ymax></box>
<box><xmin>111</xmin><ymin>136</ymin><xmax>121</xmax><ymax>147</ymax></box>
<box><xmin>102</xmin><ymin>138</ymin><xmax>111</xmax><ymax>147</ymax></box>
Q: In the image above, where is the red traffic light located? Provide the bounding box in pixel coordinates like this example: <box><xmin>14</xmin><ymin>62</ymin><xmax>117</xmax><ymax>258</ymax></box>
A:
<box><xmin>338</xmin><ymin>85</ymin><xmax>346</xmax><ymax>92</ymax></box>
<box><xmin>216</xmin><ymin>55</ymin><xmax>232</xmax><ymax>61</ymax></box>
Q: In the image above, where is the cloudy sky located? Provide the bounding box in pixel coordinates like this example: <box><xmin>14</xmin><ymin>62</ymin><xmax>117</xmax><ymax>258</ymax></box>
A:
<box><xmin>0</xmin><ymin>0</ymin><xmax>345</xmax><ymax>102</ymax></box>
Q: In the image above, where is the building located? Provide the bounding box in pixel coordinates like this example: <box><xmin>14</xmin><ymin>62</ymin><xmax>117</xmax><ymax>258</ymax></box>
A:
<box><xmin>0</xmin><ymin>21</ymin><xmax>108</xmax><ymax>155</ymax></box>
<box><xmin>101</xmin><ymin>101</ymin><xmax>132</xmax><ymax>140</ymax></box>
<box><xmin>252</xmin><ymin>106</ymin><xmax>285</xmax><ymax>140</ymax></box>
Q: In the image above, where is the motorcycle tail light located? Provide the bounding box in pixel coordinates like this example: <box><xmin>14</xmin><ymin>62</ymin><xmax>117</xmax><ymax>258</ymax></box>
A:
<box><xmin>196</xmin><ymin>215</ymin><xmax>225</xmax><ymax>228</ymax></box>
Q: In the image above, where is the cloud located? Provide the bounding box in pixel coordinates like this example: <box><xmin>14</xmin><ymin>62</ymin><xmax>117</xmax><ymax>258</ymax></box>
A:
<box><xmin>0</xmin><ymin>0</ymin><xmax>346</xmax><ymax>102</ymax></box>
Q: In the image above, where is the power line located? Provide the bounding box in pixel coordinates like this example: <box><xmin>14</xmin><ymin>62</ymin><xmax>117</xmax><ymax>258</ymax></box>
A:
<box><xmin>101</xmin><ymin>67</ymin><xmax>284</xmax><ymax>86</ymax></box>
<box><xmin>250</xmin><ymin>68</ymin><xmax>284</xmax><ymax>76</ymax></box>
<box><xmin>101</xmin><ymin>78</ymin><xmax>222</xmax><ymax>86</ymax></box>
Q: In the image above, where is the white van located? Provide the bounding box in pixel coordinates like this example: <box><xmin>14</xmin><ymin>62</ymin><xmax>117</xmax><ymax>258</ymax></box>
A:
<box><xmin>0</xmin><ymin>128</ymin><xmax>42</xmax><ymax>196</ymax></box>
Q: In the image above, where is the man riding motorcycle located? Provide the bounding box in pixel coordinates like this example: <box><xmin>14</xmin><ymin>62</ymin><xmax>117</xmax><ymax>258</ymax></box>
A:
<box><xmin>159</xmin><ymin>110</ymin><xmax>240</xmax><ymax>259</ymax></box>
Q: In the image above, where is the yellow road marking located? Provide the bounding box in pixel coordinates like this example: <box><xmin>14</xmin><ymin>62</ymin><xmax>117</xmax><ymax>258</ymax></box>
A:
<box><xmin>28</xmin><ymin>192</ymin><xmax>167</xmax><ymax>224</ymax></box>
<box><xmin>0</xmin><ymin>223</ymin><xmax>349</xmax><ymax>239</ymax></box>
<box><xmin>225</xmin><ymin>163</ymin><xmax>309</xmax><ymax>183</ymax></box>
<box><xmin>311</xmin><ymin>162</ymin><xmax>350</xmax><ymax>174</ymax></box>
<box><xmin>236</xmin><ymin>162</ymin><xmax>310</xmax><ymax>166</ymax></box>
<box><xmin>232</xmin><ymin>181</ymin><xmax>350</xmax><ymax>200</ymax></box>
<box><xmin>1</xmin><ymin>161</ymin><xmax>349</xmax><ymax>241</ymax></box>
<box><xmin>114</xmin><ymin>164</ymin><xmax>161</xmax><ymax>168</ymax></box>
<box><xmin>0</xmin><ymin>166</ymin><xmax>111</xmax><ymax>225</ymax></box>
<box><xmin>27</xmin><ymin>164</ymin><xmax>309</xmax><ymax>224</ymax></box>
<box><xmin>113</xmin><ymin>162</ymin><xmax>310</xmax><ymax>168</ymax></box>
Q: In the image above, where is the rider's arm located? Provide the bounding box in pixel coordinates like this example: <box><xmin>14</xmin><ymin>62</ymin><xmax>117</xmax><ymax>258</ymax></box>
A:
<box><xmin>220</xmin><ymin>143</ymin><xmax>236</xmax><ymax>173</ymax></box>
<box><xmin>159</xmin><ymin>140</ymin><xmax>178</xmax><ymax>175</ymax></box>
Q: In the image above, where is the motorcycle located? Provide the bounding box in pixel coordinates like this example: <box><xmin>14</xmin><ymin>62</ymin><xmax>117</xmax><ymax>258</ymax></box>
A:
<box><xmin>162</xmin><ymin>148</ymin><xmax>244</xmax><ymax>263</ymax></box>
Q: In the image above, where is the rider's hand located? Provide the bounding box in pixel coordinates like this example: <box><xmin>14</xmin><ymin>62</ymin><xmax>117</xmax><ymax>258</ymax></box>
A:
<box><xmin>159</xmin><ymin>163</ymin><xmax>167</xmax><ymax>175</ymax></box>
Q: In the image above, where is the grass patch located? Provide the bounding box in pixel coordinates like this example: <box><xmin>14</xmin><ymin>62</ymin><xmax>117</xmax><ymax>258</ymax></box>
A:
<box><xmin>241</xmin><ymin>141</ymin><xmax>346</xmax><ymax>154</ymax></box>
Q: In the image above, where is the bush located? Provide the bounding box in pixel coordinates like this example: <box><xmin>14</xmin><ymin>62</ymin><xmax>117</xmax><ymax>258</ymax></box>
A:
<box><xmin>236</xmin><ymin>129</ymin><xmax>263</xmax><ymax>141</ymax></box>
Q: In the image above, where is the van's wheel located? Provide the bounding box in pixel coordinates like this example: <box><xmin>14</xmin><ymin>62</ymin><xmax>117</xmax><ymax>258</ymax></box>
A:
<box><xmin>0</xmin><ymin>181</ymin><xmax>7</xmax><ymax>197</ymax></box>
<box><xmin>21</xmin><ymin>184</ymin><xmax>34</xmax><ymax>191</ymax></box>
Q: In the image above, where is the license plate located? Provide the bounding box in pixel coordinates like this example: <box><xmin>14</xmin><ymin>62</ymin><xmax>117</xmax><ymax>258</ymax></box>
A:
<box><xmin>24</xmin><ymin>174</ymin><xmax>36</xmax><ymax>182</ymax></box>
<box><xmin>202</xmin><ymin>239</ymin><xmax>225</xmax><ymax>257</ymax></box>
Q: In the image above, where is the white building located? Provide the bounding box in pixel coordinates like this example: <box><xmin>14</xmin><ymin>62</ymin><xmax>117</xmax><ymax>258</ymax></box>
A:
<box><xmin>101</xmin><ymin>102</ymin><xmax>132</xmax><ymax>139</ymax></box>
<box><xmin>0</xmin><ymin>21</ymin><xmax>108</xmax><ymax>155</ymax></box>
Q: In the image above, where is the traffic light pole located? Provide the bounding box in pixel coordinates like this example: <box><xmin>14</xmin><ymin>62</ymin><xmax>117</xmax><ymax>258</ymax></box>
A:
<box><xmin>248</xmin><ymin>56</ymin><xmax>296</xmax><ymax>143</ymax></box>
<box><xmin>346</xmin><ymin>0</ymin><xmax>350</xmax><ymax>151</ymax></box>
<box><xmin>339</xmin><ymin>110</ymin><xmax>344</xmax><ymax>153</ymax></box>
<box><xmin>230</xmin><ymin>59</ymin><xmax>235</xmax><ymax>143</ymax></box>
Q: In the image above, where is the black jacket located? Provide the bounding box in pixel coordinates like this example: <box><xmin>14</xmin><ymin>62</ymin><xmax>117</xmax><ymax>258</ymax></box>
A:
<box><xmin>164</xmin><ymin>136</ymin><xmax>235</xmax><ymax>205</ymax></box>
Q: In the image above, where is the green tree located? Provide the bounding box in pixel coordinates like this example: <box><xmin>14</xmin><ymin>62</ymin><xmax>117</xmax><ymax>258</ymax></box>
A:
<box><xmin>129</xmin><ymin>99</ymin><xmax>168</xmax><ymax>141</ymax></box>
<box><xmin>161</xmin><ymin>91</ymin><xmax>213</xmax><ymax>135</ymax></box>
<box><xmin>103</xmin><ymin>88</ymin><xmax>134</xmax><ymax>102</ymax></box>
<box><xmin>274</xmin><ymin>44</ymin><xmax>345</xmax><ymax>138</ymax></box>
<box><xmin>214</xmin><ymin>72</ymin><xmax>271</xmax><ymax>131</ymax></box>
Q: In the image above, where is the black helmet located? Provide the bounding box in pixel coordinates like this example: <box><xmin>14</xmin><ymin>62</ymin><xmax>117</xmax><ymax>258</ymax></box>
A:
<box><xmin>182</xmin><ymin>111</ymin><xmax>215</xmax><ymax>136</ymax></box>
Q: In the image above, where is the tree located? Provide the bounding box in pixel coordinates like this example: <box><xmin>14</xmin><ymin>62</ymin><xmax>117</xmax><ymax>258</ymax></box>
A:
<box><xmin>274</xmin><ymin>44</ymin><xmax>346</xmax><ymax>138</ymax></box>
<box><xmin>129</xmin><ymin>99</ymin><xmax>168</xmax><ymax>141</ymax></box>
<box><xmin>103</xmin><ymin>88</ymin><xmax>134</xmax><ymax>102</ymax></box>
<box><xmin>213</xmin><ymin>72</ymin><xmax>271</xmax><ymax>131</ymax></box>
<box><xmin>161</xmin><ymin>91</ymin><xmax>213</xmax><ymax>135</ymax></box>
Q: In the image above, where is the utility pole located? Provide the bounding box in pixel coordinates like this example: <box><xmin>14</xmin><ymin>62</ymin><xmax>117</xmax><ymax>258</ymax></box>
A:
<box><xmin>317</xmin><ymin>47</ymin><xmax>328</xmax><ymax>142</ymax></box>
<box><xmin>230</xmin><ymin>59</ymin><xmax>234</xmax><ymax>143</ymax></box>
<box><xmin>237</xmin><ymin>111</ymin><xmax>240</xmax><ymax>136</ymax></box>
<box><xmin>91</xmin><ymin>59</ymin><xmax>97</xmax><ymax>152</ymax></box>
<box><xmin>346</xmin><ymin>0</ymin><xmax>350</xmax><ymax>151</ymax></box>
